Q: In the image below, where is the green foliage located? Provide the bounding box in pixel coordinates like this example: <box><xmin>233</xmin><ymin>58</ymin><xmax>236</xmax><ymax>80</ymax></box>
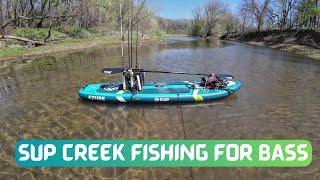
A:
<box><xmin>57</xmin><ymin>27</ymin><xmax>93</xmax><ymax>39</ymax></box>
<box><xmin>148</xmin><ymin>30</ymin><xmax>165</xmax><ymax>37</ymax></box>
<box><xmin>297</xmin><ymin>0</ymin><xmax>319</xmax><ymax>26</ymax></box>
<box><xmin>13</xmin><ymin>28</ymin><xmax>60</xmax><ymax>41</ymax></box>
<box><xmin>191</xmin><ymin>23</ymin><xmax>204</xmax><ymax>37</ymax></box>
<box><xmin>146</xmin><ymin>30</ymin><xmax>166</xmax><ymax>40</ymax></box>
<box><xmin>0</xmin><ymin>46</ymin><xmax>28</xmax><ymax>58</ymax></box>
<box><xmin>311</xmin><ymin>7</ymin><xmax>320</xmax><ymax>16</ymax></box>
<box><xmin>13</xmin><ymin>27</ymin><xmax>107</xmax><ymax>42</ymax></box>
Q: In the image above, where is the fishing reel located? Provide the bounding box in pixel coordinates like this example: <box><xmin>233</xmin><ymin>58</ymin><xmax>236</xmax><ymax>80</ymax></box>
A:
<box><xmin>122</xmin><ymin>68</ymin><xmax>145</xmax><ymax>92</ymax></box>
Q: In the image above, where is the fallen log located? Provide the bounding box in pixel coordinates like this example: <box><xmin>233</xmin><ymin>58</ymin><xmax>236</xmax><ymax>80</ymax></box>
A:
<box><xmin>1</xmin><ymin>35</ymin><xmax>47</xmax><ymax>46</ymax></box>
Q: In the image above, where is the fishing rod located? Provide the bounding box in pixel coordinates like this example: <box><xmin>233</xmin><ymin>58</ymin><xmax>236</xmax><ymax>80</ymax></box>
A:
<box><xmin>127</xmin><ymin>7</ymin><xmax>131</xmax><ymax>68</ymax></box>
<box><xmin>120</xmin><ymin>2</ymin><xmax>127</xmax><ymax>90</ymax></box>
<box><xmin>135</xmin><ymin>20</ymin><xmax>139</xmax><ymax>68</ymax></box>
<box><xmin>130</xmin><ymin>0</ymin><xmax>134</xmax><ymax>68</ymax></box>
<box><xmin>120</xmin><ymin>3</ymin><xmax>124</xmax><ymax>68</ymax></box>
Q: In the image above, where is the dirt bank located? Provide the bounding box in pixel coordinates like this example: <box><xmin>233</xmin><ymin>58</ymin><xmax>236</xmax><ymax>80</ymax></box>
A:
<box><xmin>220</xmin><ymin>29</ymin><xmax>320</xmax><ymax>60</ymax></box>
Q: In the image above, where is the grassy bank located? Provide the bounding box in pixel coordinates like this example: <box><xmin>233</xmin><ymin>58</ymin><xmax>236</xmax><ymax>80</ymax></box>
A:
<box><xmin>220</xmin><ymin>29</ymin><xmax>320</xmax><ymax>60</ymax></box>
<box><xmin>0</xmin><ymin>28</ymin><xmax>166</xmax><ymax>61</ymax></box>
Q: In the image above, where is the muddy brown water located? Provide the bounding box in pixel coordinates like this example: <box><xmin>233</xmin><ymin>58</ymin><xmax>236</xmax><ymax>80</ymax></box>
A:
<box><xmin>0</xmin><ymin>37</ymin><xmax>319</xmax><ymax>179</ymax></box>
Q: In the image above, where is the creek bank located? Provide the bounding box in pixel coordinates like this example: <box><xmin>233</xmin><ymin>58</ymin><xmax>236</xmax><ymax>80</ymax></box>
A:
<box><xmin>0</xmin><ymin>28</ymin><xmax>166</xmax><ymax>61</ymax></box>
<box><xmin>220</xmin><ymin>29</ymin><xmax>320</xmax><ymax>60</ymax></box>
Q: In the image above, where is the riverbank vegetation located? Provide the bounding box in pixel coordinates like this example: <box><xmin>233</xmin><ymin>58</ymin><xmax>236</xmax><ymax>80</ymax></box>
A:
<box><xmin>157</xmin><ymin>17</ymin><xmax>191</xmax><ymax>34</ymax></box>
<box><xmin>1</xmin><ymin>0</ymin><xmax>319</xmax><ymax>60</ymax></box>
<box><xmin>189</xmin><ymin>0</ymin><xmax>320</xmax><ymax>37</ymax></box>
<box><xmin>186</xmin><ymin>0</ymin><xmax>320</xmax><ymax>59</ymax></box>
<box><xmin>221</xmin><ymin>29</ymin><xmax>320</xmax><ymax>59</ymax></box>
<box><xmin>190</xmin><ymin>1</ymin><xmax>240</xmax><ymax>37</ymax></box>
<box><xmin>0</xmin><ymin>0</ymin><xmax>166</xmax><ymax>60</ymax></box>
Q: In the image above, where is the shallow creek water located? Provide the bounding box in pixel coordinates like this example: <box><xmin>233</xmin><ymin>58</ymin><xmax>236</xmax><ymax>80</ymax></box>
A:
<box><xmin>0</xmin><ymin>38</ymin><xmax>319</xmax><ymax>179</ymax></box>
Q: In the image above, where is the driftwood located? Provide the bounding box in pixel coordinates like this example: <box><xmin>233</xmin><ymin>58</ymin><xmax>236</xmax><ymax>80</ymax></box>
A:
<box><xmin>1</xmin><ymin>35</ymin><xmax>47</xmax><ymax>46</ymax></box>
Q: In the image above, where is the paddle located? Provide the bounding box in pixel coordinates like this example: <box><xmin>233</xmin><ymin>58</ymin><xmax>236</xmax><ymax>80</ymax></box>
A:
<box><xmin>141</xmin><ymin>70</ymin><xmax>234</xmax><ymax>79</ymax></box>
<box><xmin>101</xmin><ymin>67</ymin><xmax>124</xmax><ymax>74</ymax></box>
<box><xmin>101</xmin><ymin>68</ymin><xmax>234</xmax><ymax>79</ymax></box>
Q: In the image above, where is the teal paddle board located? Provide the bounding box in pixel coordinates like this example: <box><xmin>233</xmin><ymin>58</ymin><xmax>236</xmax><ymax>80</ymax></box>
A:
<box><xmin>79</xmin><ymin>80</ymin><xmax>241</xmax><ymax>103</ymax></box>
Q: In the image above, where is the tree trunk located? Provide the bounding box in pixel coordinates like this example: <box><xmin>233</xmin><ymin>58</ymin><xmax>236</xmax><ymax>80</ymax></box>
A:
<box><xmin>280</xmin><ymin>10</ymin><xmax>287</xmax><ymax>30</ymax></box>
<box><xmin>257</xmin><ymin>18</ymin><xmax>263</xmax><ymax>31</ymax></box>
<box><xmin>44</xmin><ymin>0</ymin><xmax>52</xmax><ymax>43</ymax></box>
<box><xmin>28</xmin><ymin>0</ymin><xmax>35</xmax><ymax>27</ymax></box>
<box><xmin>0</xmin><ymin>0</ymin><xmax>2</xmax><ymax>25</ymax></box>
<box><xmin>314</xmin><ymin>0</ymin><xmax>319</xmax><ymax>28</ymax></box>
<box><xmin>1</xmin><ymin>0</ymin><xmax>8</xmax><ymax>21</ymax></box>
<box><xmin>37</xmin><ymin>0</ymin><xmax>48</xmax><ymax>28</ymax></box>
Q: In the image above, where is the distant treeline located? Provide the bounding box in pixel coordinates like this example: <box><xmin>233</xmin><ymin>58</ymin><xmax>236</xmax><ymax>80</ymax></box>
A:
<box><xmin>157</xmin><ymin>17</ymin><xmax>191</xmax><ymax>34</ymax></box>
<box><xmin>1</xmin><ymin>0</ymin><xmax>318</xmax><ymax>42</ymax></box>
<box><xmin>189</xmin><ymin>0</ymin><xmax>320</xmax><ymax>37</ymax></box>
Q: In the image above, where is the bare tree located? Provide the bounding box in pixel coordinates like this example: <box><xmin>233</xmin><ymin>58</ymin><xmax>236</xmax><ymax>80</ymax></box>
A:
<box><xmin>240</xmin><ymin>6</ymin><xmax>253</xmax><ymax>32</ymax></box>
<box><xmin>191</xmin><ymin>7</ymin><xmax>204</xmax><ymax>36</ymax></box>
<box><xmin>222</xmin><ymin>13</ymin><xmax>240</xmax><ymax>33</ymax></box>
<box><xmin>278</xmin><ymin>0</ymin><xmax>295</xmax><ymax>30</ymax></box>
<box><xmin>0</xmin><ymin>0</ymin><xmax>160</xmax><ymax>47</ymax></box>
<box><xmin>240</xmin><ymin>0</ymin><xmax>272</xmax><ymax>30</ymax></box>
<box><xmin>204</xmin><ymin>0</ymin><xmax>224</xmax><ymax>36</ymax></box>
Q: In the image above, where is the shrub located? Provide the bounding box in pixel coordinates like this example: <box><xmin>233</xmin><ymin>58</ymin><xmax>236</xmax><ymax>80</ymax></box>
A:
<box><xmin>146</xmin><ymin>30</ymin><xmax>166</xmax><ymax>40</ymax></box>
<box><xmin>13</xmin><ymin>28</ymin><xmax>60</xmax><ymax>41</ymax></box>
<box><xmin>57</xmin><ymin>27</ymin><xmax>92</xmax><ymax>38</ymax></box>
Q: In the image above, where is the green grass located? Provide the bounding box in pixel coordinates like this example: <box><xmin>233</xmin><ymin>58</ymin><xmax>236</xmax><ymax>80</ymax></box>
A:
<box><xmin>13</xmin><ymin>27</ymin><xmax>99</xmax><ymax>41</ymax></box>
<box><xmin>0</xmin><ymin>46</ymin><xmax>28</xmax><ymax>59</ymax></box>
<box><xmin>58</xmin><ymin>27</ymin><xmax>94</xmax><ymax>38</ymax></box>
<box><xmin>13</xmin><ymin>28</ymin><xmax>62</xmax><ymax>41</ymax></box>
<box><xmin>0</xmin><ymin>36</ymin><xmax>120</xmax><ymax>59</ymax></box>
<box><xmin>0</xmin><ymin>27</ymin><xmax>165</xmax><ymax>60</ymax></box>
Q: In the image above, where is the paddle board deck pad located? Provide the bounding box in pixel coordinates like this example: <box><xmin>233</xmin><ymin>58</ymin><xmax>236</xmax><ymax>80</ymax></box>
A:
<box><xmin>79</xmin><ymin>81</ymin><xmax>241</xmax><ymax>103</ymax></box>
